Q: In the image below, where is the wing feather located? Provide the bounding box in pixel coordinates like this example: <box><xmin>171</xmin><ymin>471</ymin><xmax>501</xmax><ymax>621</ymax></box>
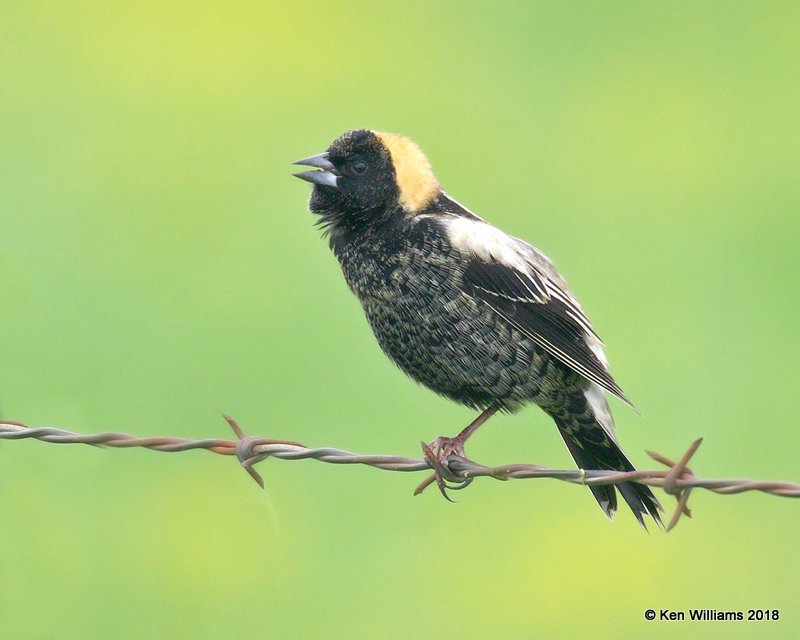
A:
<box><xmin>437</xmin><ymin>207</ymin><xmax>632</xmax><ymax>407</ymax></box>
<box><xmin>460</xmin><ymin>252</ymin><xmax>632</xmax><ymax>407</ymax></box>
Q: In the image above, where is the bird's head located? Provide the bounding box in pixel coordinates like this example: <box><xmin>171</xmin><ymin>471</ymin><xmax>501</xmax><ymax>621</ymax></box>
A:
<box><xmin>293</xmin><ymin>129</ymin><xmax>440</xmax><ymax>230</ymax></box>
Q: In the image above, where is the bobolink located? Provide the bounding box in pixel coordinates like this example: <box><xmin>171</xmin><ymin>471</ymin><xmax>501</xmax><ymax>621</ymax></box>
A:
<box><xmin>294</xmin><ymin>129</ymin><xmax>661</xmax><ymax>525</ymax></box>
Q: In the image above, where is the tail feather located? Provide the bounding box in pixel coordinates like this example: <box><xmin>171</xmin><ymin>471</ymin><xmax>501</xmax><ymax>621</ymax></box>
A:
<box><xmin>552</xmin><ymin>397</ymin><xmax>662</xmax><ymax>527</ymax></box>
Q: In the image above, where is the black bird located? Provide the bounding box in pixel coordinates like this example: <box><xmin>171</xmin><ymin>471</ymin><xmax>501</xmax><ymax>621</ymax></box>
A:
<box><xmin>294</xmin><ymin>129</ymin><xmax>661</xmax><ymax>525</ymax></box>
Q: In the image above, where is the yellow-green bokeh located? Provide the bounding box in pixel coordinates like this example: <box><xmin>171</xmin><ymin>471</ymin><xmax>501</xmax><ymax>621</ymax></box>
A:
<box><xmin>1</xmin><ymin>2</ymin><xmax>799</xmax><ymax>638</ymax></box>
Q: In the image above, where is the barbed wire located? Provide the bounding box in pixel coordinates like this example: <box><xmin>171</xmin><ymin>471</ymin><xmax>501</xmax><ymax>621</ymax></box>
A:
<box><xmin>1</xmin><ymin>417</ymin><xmax>798</xmax><ymax>531</ymax></box>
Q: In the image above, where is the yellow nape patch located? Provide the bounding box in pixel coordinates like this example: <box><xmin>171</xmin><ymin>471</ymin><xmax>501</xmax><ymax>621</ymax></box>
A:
<box><xmin>373</xmin><ymin>131</ymin><xmax>439</xmax><ymax>213</ymax></box>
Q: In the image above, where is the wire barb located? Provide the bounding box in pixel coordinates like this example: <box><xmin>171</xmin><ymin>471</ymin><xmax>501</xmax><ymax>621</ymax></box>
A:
<box><xmin>646</xmin><ymin>438</ymin><xmax>703</xmax><ymax>530</ymax></box>
<box><xmin>1</xmin><ymin>418</ymin><xmax>798</xmax><ymax>530</ymax></box>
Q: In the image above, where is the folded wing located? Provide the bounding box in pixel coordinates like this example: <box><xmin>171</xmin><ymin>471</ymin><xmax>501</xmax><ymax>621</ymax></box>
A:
<box><xmin>442</xmin><ymin>214</ymin><xmax>631</xmax><ymax>407</ymax></box>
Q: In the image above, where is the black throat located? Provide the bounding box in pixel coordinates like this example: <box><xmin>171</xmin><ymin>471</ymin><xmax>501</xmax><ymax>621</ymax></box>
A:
<box><xmin>317</xmin><ymin>203</ymin><xmax>404</xmax><ymax>254</ymax></box>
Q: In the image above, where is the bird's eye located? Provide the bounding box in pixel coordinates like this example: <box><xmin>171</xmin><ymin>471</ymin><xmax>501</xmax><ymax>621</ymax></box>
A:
<box><xmin>351</xmin><ymin>160</ymin><xmax>368</xmax><ymax>175</ymax></box>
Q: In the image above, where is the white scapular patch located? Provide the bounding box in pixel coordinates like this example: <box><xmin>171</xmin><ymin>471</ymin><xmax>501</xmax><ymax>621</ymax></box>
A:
<box><xmin>443</xmin><ymin>216</ymin><xmax>533</xmax><ymax>274</ymax></box>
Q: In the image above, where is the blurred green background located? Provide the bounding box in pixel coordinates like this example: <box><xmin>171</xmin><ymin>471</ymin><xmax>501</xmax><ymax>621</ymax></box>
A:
<box><xmin>1</xmin><ymin>1</ymin><xmax>799</xmax><ymax>638</ymax></box>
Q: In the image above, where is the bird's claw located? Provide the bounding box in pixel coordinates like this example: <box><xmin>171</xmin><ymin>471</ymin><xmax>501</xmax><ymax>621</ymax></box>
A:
<box><xmin>429</xmin><ymin>434</ymin><xmax>467</xmax><ymax>460</ymax></box>
<box><xmin>417</xmin><ymin>435</ymin><xmax>474</xmax><ymax>500</ymax></box>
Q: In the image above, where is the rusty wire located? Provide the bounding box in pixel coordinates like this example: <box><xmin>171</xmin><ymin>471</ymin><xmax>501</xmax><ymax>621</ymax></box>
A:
<box><xmin>1</xmin><ymin>417</ymin><xmax>798</xmax><ymax>531</ymax></box>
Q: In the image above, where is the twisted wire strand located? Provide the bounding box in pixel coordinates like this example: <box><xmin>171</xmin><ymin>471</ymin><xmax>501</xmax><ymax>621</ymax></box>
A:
<box><xmin>1</xmin><ymin>418</ymin><xmax>798</xmax><ymax>530</ymax></box>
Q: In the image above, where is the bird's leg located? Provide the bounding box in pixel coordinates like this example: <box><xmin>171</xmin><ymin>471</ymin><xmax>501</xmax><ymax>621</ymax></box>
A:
<box><xmin>417</xmin><ymin>406</ymin><xmax>499</xmax><ymax>498</ymax></box>
<box><xmin>428</xmin><ymin>406</ymin><xmax>499</xmax><ymax>460</ymax></box>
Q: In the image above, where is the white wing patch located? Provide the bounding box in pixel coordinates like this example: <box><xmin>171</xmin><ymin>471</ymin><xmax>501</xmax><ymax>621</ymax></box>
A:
<box><xmin>439</xmin><ymin>211</ymin><xmax>627</xmax><ymax>406</ymax></box>
<box><xmin>444</xmin><ymin>216</ymin><xmax>535</xmax><ymax>275</ymax></box>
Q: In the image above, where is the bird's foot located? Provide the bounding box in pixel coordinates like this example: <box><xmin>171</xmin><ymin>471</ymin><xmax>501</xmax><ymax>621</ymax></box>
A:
<box><xmin>414</xmin><ymin>407</ymin><xmax>499</xmax><ymax>500</ymax></box>
<box><xmin>416</xmin><ymin>434</ymin><xmax>474</xmax><ymax>500</ymax></box>
<box><xmin>428</xmin><ymin>434</ymin><xmax>467</xmax><ymax>461</ymax></box>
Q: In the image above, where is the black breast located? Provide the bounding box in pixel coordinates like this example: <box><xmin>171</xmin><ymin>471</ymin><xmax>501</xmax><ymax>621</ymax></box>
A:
<box><xmin>328</xmin><ymin>216</ymin><xmax>567</xmax><ymax>411</ymax></box>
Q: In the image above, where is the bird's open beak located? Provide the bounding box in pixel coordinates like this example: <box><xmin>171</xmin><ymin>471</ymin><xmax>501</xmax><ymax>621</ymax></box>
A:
<box><xmin>293</xmin><ymin>152</ymin><xmax>338</xmax><ymax>187</ymax></box>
